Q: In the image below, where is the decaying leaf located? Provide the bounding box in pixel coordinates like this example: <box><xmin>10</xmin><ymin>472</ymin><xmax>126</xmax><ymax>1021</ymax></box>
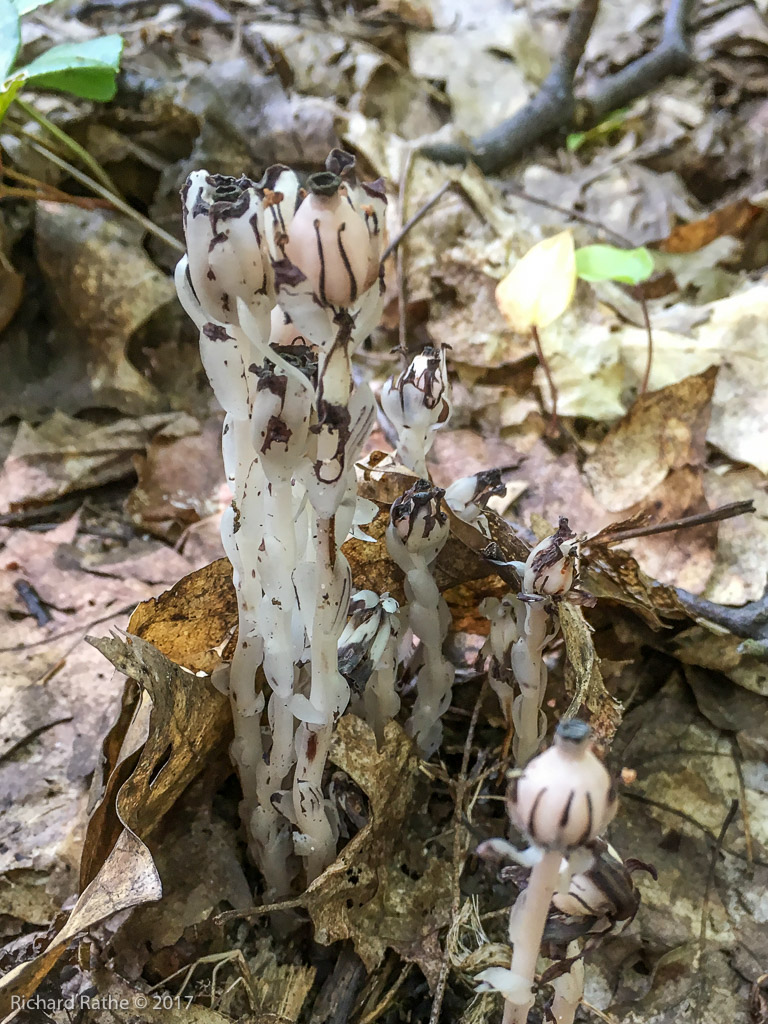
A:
<box><xmin>559</xmin><ymin>601</ymin><xmax>622</xmax><ymax>745</ymax></box>
<box><xmin>0</xmin><ymin>829</ymin><xmax>161</xmax><ymax>1017</ymax></box>
<box><xmin>305</xmin><ymin>716</ymin><xmax>452</xmax><ymax>989</ymax></box>
<box><xmin>583</xmin><ymin>368</ymin><xmax>717</xmax><ymax>511</ymax></box>
<box><xmin>127</xmin><ymin>558</ymin><xmax>237</xmax><ymax>673</ymax></box>
<box><xmin>0</xmin><ymin>411</ymin><xmax>178</xmax><ymax>515</ymax></box>
<box><xmin>82</xmin><ymin>632</ymin><xmax>232</xmax><ymax>881</ymax></box>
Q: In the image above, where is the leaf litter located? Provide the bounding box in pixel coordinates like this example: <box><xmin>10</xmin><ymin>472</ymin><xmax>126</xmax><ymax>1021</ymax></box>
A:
<box><xmin>2</xmin><ymin>0</ymin><xmax>768</xmax><ymax>1022</ymax></box>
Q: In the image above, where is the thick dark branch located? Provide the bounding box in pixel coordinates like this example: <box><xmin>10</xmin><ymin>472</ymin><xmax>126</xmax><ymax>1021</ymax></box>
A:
<box><xmin>420</xmin><ymin>0</ymin><xmax>695</xmax><ymax>174</ymax></box>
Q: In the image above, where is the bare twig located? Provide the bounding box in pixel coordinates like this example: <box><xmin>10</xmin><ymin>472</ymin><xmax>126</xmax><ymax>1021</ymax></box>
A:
<box><xmin>26</xmin><ymin>141</ymin><xmax>185</xmax><ymax>253</ymax></box>
<box><xmin>674</xmin><ymin>582</ymin><xmax>768</xmax><ymax>645</ymax></box>
<box><xmin>591</xmin><ymin>500</ymin><xmax>755</xmax><ymax>547</ymax></box>
<box><xmin>382</xmin><ymin>180</ymin><xmax>452</xmax><ymax>262</ymax></box>
<box><xmin>694</xmin><ymin>800</ymin><xmax>738</xmax><ymax>1023</ymax></box>
<box><xmin>420</xmin><ymin>0</ymin><xmax>696</xmax><ymax>174</ymax></box>
<box><xmin>530</xmin><ymin>324</ymin><xmax>559</xmax><ymax>426</ymax></box>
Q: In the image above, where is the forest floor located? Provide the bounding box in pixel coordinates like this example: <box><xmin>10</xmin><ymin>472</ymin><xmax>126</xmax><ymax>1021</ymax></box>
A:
<box><xmin>1</xmin><ymin>0</ymin><xmax>768</xmax><ymax>1022</ymax></box>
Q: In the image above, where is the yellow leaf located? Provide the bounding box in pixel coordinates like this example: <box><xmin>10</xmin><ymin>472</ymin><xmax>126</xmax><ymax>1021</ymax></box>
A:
<box><xmin>495</xmin><ymin>231</ymin><xmax>576</xmax><ymax>331</ymax></box>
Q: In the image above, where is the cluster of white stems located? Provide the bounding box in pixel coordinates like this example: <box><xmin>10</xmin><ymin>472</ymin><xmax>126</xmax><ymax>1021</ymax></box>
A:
<box><xmin>176</xmin><ymin>151</ymin><xmax>395</xmax><ymax>893</ymax></box>
<box><xmin>176</xmin><ymin>150</ymin><xmax>463</xmax><ymax>895</ymax></box>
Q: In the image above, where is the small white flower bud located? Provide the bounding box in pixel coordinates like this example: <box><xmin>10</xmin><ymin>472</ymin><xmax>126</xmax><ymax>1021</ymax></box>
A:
<box><xmin>523</xmin><ymin>517</ymin><xmax>578</xmax><ymax>597</ymax></box>
<box><xmin>381</xmin><ymin>345</ymin><xmax>451</xmax><ymax>437</ymax></box>
<box><xmin>508</xmin><ymin>720</ymin><xmax>617</xmax><ymax>851</ymax></box>
<box><xmin>389</xmin><ymin>480</ymin><xmax>449</xmax><ymax>556</ymax></box>
<box><xmin>445</xmin><ymin>468</ymin><xmax>506</xmax><ymax>523</ymax></box>
<box><xmin>181</xmin><ymin>171</ymin><xmax>270</xmax><ymax>327</ymax></box>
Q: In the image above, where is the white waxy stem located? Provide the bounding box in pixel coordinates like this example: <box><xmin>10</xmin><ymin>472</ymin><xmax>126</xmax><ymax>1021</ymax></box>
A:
<box><xmin>177</xmin><ymin>149</ymin><xmax>388</xmax><ymax>892</ymax></box>
<box><xmin>482</xmin><ymin>518</ymin><xmax>579</xmax><ymax>765</ymax></box>
<box><xmin>500</xmin><ymin>721</ymin><xmax>617</xmax><ymax>1024</ymax></box>
<box><xmin>381</xmin><ymin>346</ymin><xmax>451</xmax><ymax>477</ymax></box>
<box><xmin>549</xmin><ymin>940</ymin><xmax>584</xmax><ymax>1024</ymax></box>
<box><xmin>387</xmin><ymin>482</ymin><xmax>453</xmax><ymax>755</ymax></box>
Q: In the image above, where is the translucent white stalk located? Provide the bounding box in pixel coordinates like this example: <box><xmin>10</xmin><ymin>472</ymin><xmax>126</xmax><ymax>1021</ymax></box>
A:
<box><xmin>387</xmin><ymin>483</ymin><xmax>453</xmax><ymax>755</ymax></box>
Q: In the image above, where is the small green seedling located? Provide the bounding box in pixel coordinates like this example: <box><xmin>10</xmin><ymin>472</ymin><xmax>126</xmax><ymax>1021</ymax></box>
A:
<box><xmin>575</xmin><ymin>244</ymin><xmax>654</xmax><ymax>286</ymax></box>
<box><xmin>0</xmin><ymin>0</ymin><xmax>123</xmax><ymax>124</ymax></box>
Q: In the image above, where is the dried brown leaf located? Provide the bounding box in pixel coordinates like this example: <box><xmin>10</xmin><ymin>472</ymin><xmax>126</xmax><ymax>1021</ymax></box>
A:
<box><xmin>0</xmin><ymin>829</ymin><xmax>161</xmax><ymax>1016</ymax></box>
<box><xmin>583</xmin><ymin>368</ymin><xmax>717</xmax><ymax>512</ymax></box>
<box><xmin>305</xmin><ymin>716</ymin><xmax>452</xmax><ymax>989</ymax></box>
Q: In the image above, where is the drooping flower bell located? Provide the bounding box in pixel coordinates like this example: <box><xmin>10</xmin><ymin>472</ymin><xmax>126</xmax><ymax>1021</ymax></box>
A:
<box><xmin>523</xmin><ymin>517</ymin><xmax>579</xmax><ymax>597</ymax></box>
<box><xmin>389</xmin><ymin>480</ymin><xmax>449</xmax><ymax>561</ymax></box>
<box><xmin>508</xmin><ymin>719</ymin><xmax>617</xmax><ymax>852</ymax></box>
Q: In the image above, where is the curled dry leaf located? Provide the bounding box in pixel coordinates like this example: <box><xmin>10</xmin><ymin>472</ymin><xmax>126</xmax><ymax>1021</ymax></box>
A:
<box><xmin>558</xmin><ymin>601</ymin><xmax>622</xmax><ymax>746</ymax></box>
<box><xmin>0</xmin><ymin>829</ymin><xmax>161</xmax><ymax>1017</ymax></box>
<box><xmin>305</xmin><ymin>716</ymin><xmax>452</xmax><ymax>989</ymax></box>
<box><xmin>80</xmin><ymin>562</ymin><xmax>238</xmax><ymax>886</ymax></box>
<box><xmin>81</xmin><ymin>632</ymin><xmax>232</xmax><ymax>885</ymax></box>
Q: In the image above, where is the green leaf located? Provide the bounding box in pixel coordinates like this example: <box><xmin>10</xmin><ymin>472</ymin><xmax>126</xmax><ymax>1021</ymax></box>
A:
<box><xmin>0</xmin><ymin>0</ymin><xmax>21</xmax><ymax>80</ymax></box>
<box><xmin>575</xmin><ymin>244</ymin><xmax>654</xmax><ymax>285</ymax></box>
<box><xmin>11</xmin><ymin>0</ymin><xmax>55</xmax><ymax>14</ymax></box>
<box><xmin>19</xmin><ymin>35</ymin><xmax>123</xmax><ymax>101</ymax></box>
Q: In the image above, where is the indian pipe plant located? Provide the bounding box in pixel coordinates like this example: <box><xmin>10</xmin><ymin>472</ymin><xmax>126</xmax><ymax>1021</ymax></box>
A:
<box><xmin>175</xmin><ymin>151</ymin><xmax>643</xmax><ymax>1018</ymax></box>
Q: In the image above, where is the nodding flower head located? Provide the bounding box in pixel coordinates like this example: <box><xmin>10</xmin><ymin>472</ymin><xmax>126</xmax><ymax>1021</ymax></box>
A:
<box><xmin>282</xmin><ymin>158</ymin><xmax>385</xmax><ymax>308</ymax></box>
<box><xmin>381</xmin><ymin>345</ymin><xmax>451</xmax><ymax>435</ymax></box>
<box><xmin>524</xmin><ymin>517</ymin><xmax>579</xmax><ymax>597</ymax></box>
<box><xmin>390</xmin><ymin>480</ymin><xmax>449</xmax><ymax>554</ymax></box>
<box><xmin>446</xmin><ymin>468</ymin><xmax>506</xmax><ymax>523</ymax></box>
<box><xmin>507</xmin><ymin>719</ymin><xmax>617</xmax><ymax>851</ymax></box>
<box><xmin>181</xmin><ymin>171</ymin><xmax>269</xmax><ymax>326</ymax></box>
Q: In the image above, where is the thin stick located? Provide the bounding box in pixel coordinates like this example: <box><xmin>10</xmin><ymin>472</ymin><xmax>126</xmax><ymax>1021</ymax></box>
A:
<box><xmin>26</xmin><ymin>140</ymin><xmax>185</xmax><ymax>253</ymax></box>
<box><xmin>357</xmin><ymin>964</ymin><xmax>412</xmax><ymax>1024</ymax></box>
<box><xmin>396</xmin><ymin>147</ymin><xmax>415</xmax><ymax>360</ymax></box>
<box><xmin>694</xmin><ymin>799</ymin><xmax>738</xmax><ymax>1023</ymax></box>
<box><xmin>382</xmin><ymin>180</ymin><xmax>452</xmax><ymax>261</ymax></box>
<box><xmin>637</xmin><ymin>282</ymin><xmax>654</xmax><ymax>395</ymax></box>
<box><xmin>591</xmin><ymin>500</ymin><xmax>755</xmax><ymax>546</ymax></box>
<box><xmin>730</xmin><ymin>737</ymin><xmax>754</xmax><ymax>866</ymax></box>
<box><xmin>530</xmin><ymin>324</ymin><xmax>558</xmax><ymax>427</ymax></box>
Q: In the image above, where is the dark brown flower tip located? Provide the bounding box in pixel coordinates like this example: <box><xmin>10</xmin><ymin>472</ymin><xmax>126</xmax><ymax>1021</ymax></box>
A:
<box><xmin>555</xmin><ymin>719</ymin><xmax>591</xmax><ymax>746</ymax></box>
<box><xmin>325</xmin><ymin>149</ymin><xmax>357</xmax><ymax>180</ymax></box>
<box><xmin>306</xmin><ymin>171</ymin><xmax>342</xmax><ymax>197</ymax></box>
